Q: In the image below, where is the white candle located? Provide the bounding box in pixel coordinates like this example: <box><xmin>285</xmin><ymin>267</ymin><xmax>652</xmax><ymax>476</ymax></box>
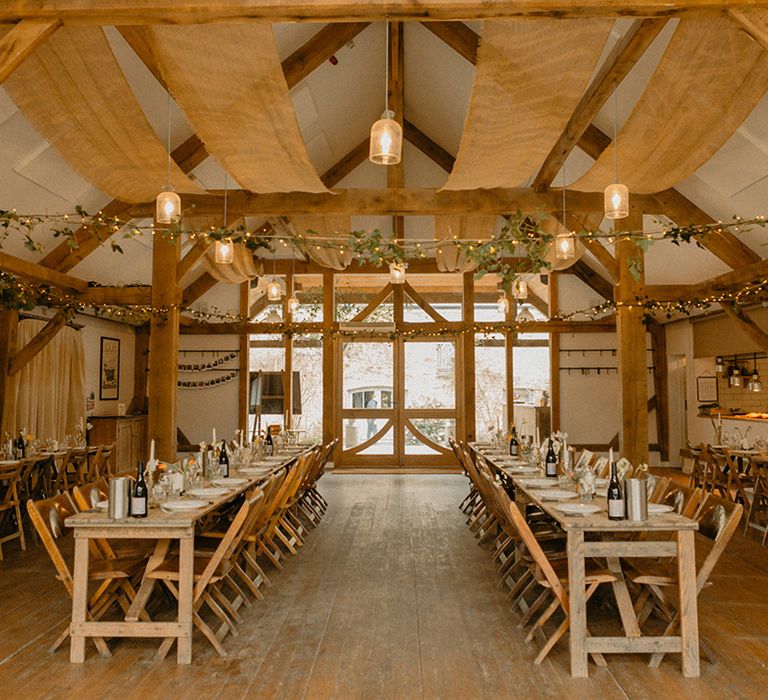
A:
<box><xmin>149</xmin><ymin>439</ymin><xmax>155</xmax><ymax>464</ymax></box>
<box><xmin>609</xmin><ymin>447</ymin><xmax>614</xmax><ymax>466</ymax></box>
<box><xmin>535</xmin><ymin>426</ymin><xmax>540</xmax><ymax>447</ymax></box>
<box><xmin>718</xmin><ymin>413</ymin><xmax>722</xmax><ymax>428</ymax></box>
<box><xmin>239</xmin><ymin>428</ymin><xmax>244</xmax><ymax>449</ymax></box>
<box><xmin>212</xmin><ymin>427</ymin><xmax>217</xmax><ymax>446</ymax></box>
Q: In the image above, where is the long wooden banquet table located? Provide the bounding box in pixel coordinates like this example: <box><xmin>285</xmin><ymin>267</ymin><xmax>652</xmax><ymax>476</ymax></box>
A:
<box><xmin>479</xmin><ymin>448</ymin><xmax>700</xmax><ymax>678</ymax></box>
<box><xmin>65</xmin><ymin>448</ymin><xmax>308</xmax><ymax>664</ymax></box>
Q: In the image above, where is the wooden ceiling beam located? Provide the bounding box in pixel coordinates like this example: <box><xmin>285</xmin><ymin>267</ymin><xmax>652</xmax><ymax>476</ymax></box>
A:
<box><xmin>0</xmin><ymin>250</ymin><xmax>89</xmax><ymax>292</ymax></box>
<box><xmin>283</xmin><ymin>21</ymin><xmax>370</xmax><ymax>88</ymax></box>
<box><xmin>2</xmin><ymin>2</ymin><xmax>759</xmax><ymax>24</ymax></box>
<box><xmin>404</xmin><ymin>120</ymin><xmax>455</xmax><ymax>173</ymax></box>
<box><xmin>129</xmin><ymin>188</ymin><xmax>654</xmax><ymax>218</ymax></box>
<box><xmin>645</xmin><ymin>258</ymin><xmax>768</xmax><ymax>302</ymax></box>
<box><xmin>421</xmin><ymin>21</ymin><xmax>478</xmax><ymax>63</ymax></box>
<box><xmin>182</xmin><ymin>271</ymin><xmax>219</xmax><ymax>306</ymax></box>
<box><xmin>720</xmin><ymin>301</ymin><xmax>768</xmax><ymax>352</ymax></box>
<box><xmin>532</xmin><ymin>18</ymin><xmax>667</xmax><ymax>192</ymax></box>
<box><xmin>0</xmin><ymin>20</ymin><xmax>60</xmax><ymax>84</ymax></box>
<box><xmin>8</xmin><ymin>308</ymin><xmax>72</xmax><ymax>376</ymax></box>
<box><xmin>272</xmin><ymin>257</ymin><xmax>528</xmax><ymax>275</ymax></box>
<box><xmin>320</xmin><ymin>137</ymin><xmax>369</xmax><ymax>187</ymax></box>
<box><xmin>568</xmin><ymin>259</ymin><xmax>614</xmax><ymax>300</ymax></box>
<box><xmin>388</xmin><ymin>20</ymin><xmax>405</xmax><ymax>238</ymax></box>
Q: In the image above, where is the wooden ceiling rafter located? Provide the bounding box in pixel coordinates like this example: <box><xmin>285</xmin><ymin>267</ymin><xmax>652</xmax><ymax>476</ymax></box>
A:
<box><xmin>388</xmin><ymin>20</ymin><xmax>406</xmax><ymax>238</ymax></box>
<box><xmin>0</xmin><ymin>19</ymin><xmax>60</xmax><ymax>84</ymax></box>
<box><xmin>645</xmin><ymin>258</ymin><xmax>768</xmax><ymax>302</ymax></box>
<box><xmin>720</xmin><ymin>301</ymin><xmax>768</xmax><ymax>352</ymax></box>
<box><xmin>8</xmin><ymin>308</ymin><xmax>73</xmax><ymax>376</ymax></box>
<box><xmin>532</xmin><ymin>18</ymin><xmax>667</xmax><ymax>192</ymax></box>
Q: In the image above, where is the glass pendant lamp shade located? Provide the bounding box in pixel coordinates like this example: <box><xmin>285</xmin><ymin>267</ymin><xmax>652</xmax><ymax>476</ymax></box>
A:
<box><xmin>288</xmin><ymin>295</ymin><xmax>300</xmax><ymax>315</ymax></box>
<box><xmin>497</xmin><ymin>292</ymin><xmax>510</xmax><ymax>315</ymax></box>
<box><xmin>750</xmin><ymin>372</ymin><xmax>763</xmax><ymax>392</ymax></box>
<box><xmin>555</xmin><ymin>232</ymin><xmax>576</xmax><ymax>260</ymax></box>
<box><xmin>730</xmin><ymin>366</ymin><xmax>742</xmax><ymax>388</ymax></box>
<box><xmin>155</xmin><ymin>190</ymin><xmax>181</xmax><ymax>224</ymax></box>
<box><xmin>604</xmin><ymin>183</ymin><xmax>629</xmax><ymax>220</ymax></box>
<box><xmin>369</xmin><ymin>110</ymin><xmax>402</xmax><ymax>165</ymax></box>
<box><xmin>389</xmin><ymin>261</ymin><xmax>407</xmax><ymax>284</ymax></box>
<box><xmin>214</xmin><ymin>239</ymin><xmax>234</xmax><ymax>264</ymax></box>
<box><xmin>267</xmin><ymin>278</ymin><xmax>282</xmax><ymax>301</ymax></box>
<box><xmin>512</xmin><ymin>278</ymin><xmax>528</xmax><ymax>300</ymax></box>
<box><xmin>715</xmin><ymin>356</ymin><xmax>724</xmax><ymax>373</ymax></box>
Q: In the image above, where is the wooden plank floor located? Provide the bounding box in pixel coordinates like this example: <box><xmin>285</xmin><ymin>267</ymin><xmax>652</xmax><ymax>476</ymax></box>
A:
<box><xmin>1</xmin><ymin>474</ymin><xmax>767</xmax><ymax>699</ymax></box>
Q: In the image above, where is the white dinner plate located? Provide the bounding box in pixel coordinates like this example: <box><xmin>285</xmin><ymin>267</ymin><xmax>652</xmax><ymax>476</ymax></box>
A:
<box><xmin>531</xmin><ymin>489</ymin><xmax>579</xmax><ymax>501</ymax></box>
<box><xmin>185</xmin><ymin>487</ymin><xmax>231</xmax><ymax>498</ymax></box>
<box><xmin>553</xmin><ymin>503</ymin><xmax>601</xmax><ymax>516</ymax></box>
<box><xmin>213</xmin><ymin>478</ymin><xmax>248</xmax><ymax>487</ymax></box>
<box><xmin>505</xmin><ymin>466</ymin><xmax>539</xmax><ymax>474</ymax></box>
<box><xmin>648</xmin><ymin>503</ymin><xmax>674</xmax><ymax>515</ymax></box>
<box><xmin>239</xmin><ymin>467</ymin><xmax>272</xmax><ymax>475</ymax></box>
<box><xmin>161</xmin><ymin>499</ymin><xmax>209</xmax><ymax>512</ymax></box>
<box><xmin>95</xmin><ymin>500</ymin><xmax>108</xmax><ymax>510</ymax></box>
<box><xmin>519</xmin><ymin>478</ymin><xmax>558</xmax><ymax>488</ymax></box>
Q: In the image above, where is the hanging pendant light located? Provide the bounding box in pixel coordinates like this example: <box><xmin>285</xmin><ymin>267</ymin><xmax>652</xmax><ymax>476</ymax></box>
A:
<box><xmin>267</xmin><ymin>278</ymin><xmax>282</xmax><ymax>301</ymax></box>
<box><xmin>555</xmin><ymin>233</ymin><xmax>576</xmax><ymax>260</ymax></box>
<box><xmin>750</xmin><ymin>354</ymin><xmax>762</xmax><ymax>392</ymax></box>
<box><xmin>557</xmin><ymin>162</ymin><xmax>576</xmax><ymax>261</ymax></box>
<box><xmin>155</xmin><ymin>93</ymin><xmax>181</xmax><ymax>224</ymax></box>
<box><xmin>497</xmin><ymin>291</ymin><xmax>510</xmax><ymax>315</ymax></box>
<box><xmin>730</xmin><ymin>365</ymin><xmax>742</xmax><ymax>388</ymax></box>
<box><xmin>369</xmin><ymin>21</ymin><xmax>402</xmax><ymax>165</ymax></box>
<box><xmin>389</xmin><ymin>261</ymin><xmax>407</xmax><ymax>284</ymax></box>
<box><xmin>287</xmin><ymin>256</ymin><xmax>299</xmax><ymax>314</ymax></box>
<box><xmin>512</xmin><ymin>278</ymin><xmax>528</xmax><ymax>300</ymax></box>
<box><xmin>214</xmin><ymin>173</ymin><xmax>233</xmax><ymax>263</ymax></box>
<box><xmin>604</xmin><ymin>82</ymin><xmax>629</xmax><ymax>220</ymax></box>
<box><xmin>214</xmin><ymin>239</ymin><xmax>234</xmax><ymax>264</ymax></box>
<box><xmin>715</xmin><ymin>356</ymin><xmax>725</xmax><ymax>374</ymax></box>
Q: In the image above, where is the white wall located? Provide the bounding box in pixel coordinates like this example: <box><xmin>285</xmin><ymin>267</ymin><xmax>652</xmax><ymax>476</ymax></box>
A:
<box><xmin>79</xmin><ymin>313</ymin><xmax>136</xmax><ymax>417</ymax></box>
<box><xmin>178</xmin><ymin>283</ymin><xmax>241</xmax><ymax>444</ymax></box>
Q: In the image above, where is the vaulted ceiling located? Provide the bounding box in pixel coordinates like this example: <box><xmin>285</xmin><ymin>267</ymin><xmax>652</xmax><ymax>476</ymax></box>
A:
<box><xmin>0</xmin><ymin>14</ymin><xmax>767</xmax><ymax>305</ymax></box>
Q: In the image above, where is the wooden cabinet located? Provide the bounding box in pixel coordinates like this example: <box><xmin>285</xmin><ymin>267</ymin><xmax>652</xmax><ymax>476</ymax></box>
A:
<box><xmin>89</xmin><ymin>416</ymin><xmax>147</xmax><ymax>471</ymax></box>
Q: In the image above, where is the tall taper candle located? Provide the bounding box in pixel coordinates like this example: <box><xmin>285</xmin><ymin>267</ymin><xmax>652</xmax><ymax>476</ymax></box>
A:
<box><xmin>212</xmin><ymin>427</ymin><xmax>216</xmax><ymax>446</ymax></box>
<box><xmin>609</xmin><ymin>447</ymin><xmax>614</xmax><ymax>466</ymax></box>
<box><xmin>149</xmin><ymin>439</ymin><xmax>155</xmax><ymax>464</ymax></box>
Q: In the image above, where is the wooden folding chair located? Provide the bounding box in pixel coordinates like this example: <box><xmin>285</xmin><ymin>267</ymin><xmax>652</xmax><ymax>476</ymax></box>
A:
<box><xmin>491</xmin><ymin>481</ymin><xmax>615</xmax><ymax>665</ymax></box>
<box><xmin>0</xmin><ymin>461</ymin><xmax>27</xmax><ymax>559</ymax></box>
<box><xmin>26</xmin><ymin>492</ymin><xmax>146</xmax><ymax>654</ymax></box>
<box><xmin>626</xmin><ymin>492</ymin><xmax>743</xmax><ymax>667</ymax></box>
<box><xmin>147</xmin><ymin>488</ymin><xmax>264</xmax><ymax>658</ymax></box>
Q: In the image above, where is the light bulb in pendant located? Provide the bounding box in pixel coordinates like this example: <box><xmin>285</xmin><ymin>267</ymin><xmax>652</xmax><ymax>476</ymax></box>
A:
<box><xmin>512</xmin><ymin>278</ymin><xmax>528</xmax><ymax>300</ymax></box>
<box><xmin>389</xmin><ymin>261</ymin><xmax>407</xmax><ymax>284</ymax></box>
<box><xmin>370</xmin><ymin>110</ymin><xmax>402</xmax><ymax>165</ymax></box>
<box><xmin>288</xmin><ymin>295</ymin><xmax>300</xmax><ymax>315</ymax></box>
<box><xmin>555</xmin><ymin>232</ymin><xmax>576</xmax><ymax>260</ymax></box>
<box><xmin>267</xmin><ymin>278</ymin><xmax>282</xmax><ymax>301</ymax></box>
<box><xmin>715</xmin><ymin>356</ymin><xmax>724</xmax><ymax>374</ymax></box>
<box><xmin>214</xmin><ymin>239</ymin><xmax>234</xmax><ymax>264</ymax></box>
<box><xmin>155</xmin><ymin>190</ymin><xmax>181</xmax><ymax>224</ymax></box>
<box><xmin>604</xmin><ymin>183</ymin><xmax>629</xmax><ymax>220</ymax></box>
<box><xmin>497</xmin><ymin>292</ymin><xmax>509</xmax><ymax>315</ymax></box>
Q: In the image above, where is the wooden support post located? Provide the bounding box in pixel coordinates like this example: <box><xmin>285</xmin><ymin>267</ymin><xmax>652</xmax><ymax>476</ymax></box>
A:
<box><xmin>148</xmin><ymin>235</ymin><xmax>180</xmax><ymax>462</ymax></box>
<box><xmin>549</xmin><ymin>273</ymin><xmax>561</xmax><ymax>432</ymax></box>
<box><xmin>505</xmin><ymin>294</ymin><xmax>516</xmax><ymax>433</ymax></box>
<box><xmin>239</xmin><ymin>282</ymin><xmax>250</xmax><ymax>435</ymax></box>
<box><xmin>616</xmin><ymin>208</ymin><xmax>649</xmax><ymax>466</ymax></box>
<box><xmin>0</xmin><ymin>311</ymin><xmax>19</xmax><ymax>435</ymax></box>
<box><xmin>128</xmin><ymin>323</ymin><xmax>149</xmax><ymax>415</ymax></box>
<box><xmin>322</xmin><ymin>271</ymin><xmax>335</xmax><ymax>453</ymax></box>
<box><xmin>283</xmin><ymin>274</ymin><xmax>294</xmax><ymax>430</ymax></box>
<box><xmin>463</xmin><ymin>272</ymin><xmax>476</xmax><ymax>443</ymax></box>
<box><xmin>649</xmin><ymin>321</ymin><xmax>669</xmax><ymax>462</ymax></box>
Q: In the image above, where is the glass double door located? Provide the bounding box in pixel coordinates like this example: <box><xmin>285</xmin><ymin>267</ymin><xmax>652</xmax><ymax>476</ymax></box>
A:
<box><xmin>336</xmin><ymin>337</ymin><xmax>459</xmax><ymax>467</ymax></box>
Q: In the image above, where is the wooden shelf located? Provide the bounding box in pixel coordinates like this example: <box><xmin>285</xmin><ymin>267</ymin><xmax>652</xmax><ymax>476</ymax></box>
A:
<box><xmin>698</xmin><ymin>413</ymin><xmax>768</xmax><ymax>423</ymax></box>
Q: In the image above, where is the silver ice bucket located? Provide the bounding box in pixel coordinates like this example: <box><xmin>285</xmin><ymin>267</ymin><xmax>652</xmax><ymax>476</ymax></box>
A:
<box><xmin>108</xmin><ymin>477</ymin><xmax>131</xmax><ymax>520</ymax></box>
<box><xmin>624</xmin><ymin>478</ymin><xmax>648</xmax><ymax>521</ymax></box>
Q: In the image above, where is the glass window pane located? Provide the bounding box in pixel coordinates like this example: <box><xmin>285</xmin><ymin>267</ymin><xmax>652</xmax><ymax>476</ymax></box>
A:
<box><xmin>475</xmin><ymin>333</ymin><xmax>507</xmax><ymax>442</ymax></box>
<box><xmin>342</xmin><ymin>419</ymin><xmax>393</xmax><ymax>454</ymax></box>
<box><xmin>404</xmin><ymin>341</ymin><xmax>455</xmax><ymax>409</ymax></box>
<box><xmin>405</xmin><ymin>419</ymin><xmax>456</xmax><ymax>454</ymax></box>
<box><xmin>292</xmin><ymin>334</ymin><xmax>323</xmax><ymax>443</ymax></box>
<box><xmin>342</xmin><ymin>342</ymin><xmax>393</xmax><ymax>409</ymax></box>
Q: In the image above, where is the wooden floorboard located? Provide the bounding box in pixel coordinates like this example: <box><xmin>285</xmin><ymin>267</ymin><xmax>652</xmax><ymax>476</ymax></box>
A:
<box><xmin>1</xmin><ymin>475</ymin><xmax>767</xmax><ymax>699</ymax></box>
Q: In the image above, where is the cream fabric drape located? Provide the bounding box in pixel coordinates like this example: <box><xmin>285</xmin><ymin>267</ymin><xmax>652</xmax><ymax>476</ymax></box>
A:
<box><xmin>433</xmin><ymin>215</ymin><xmax>497</xmax><ymax>272</ymax></box>
<box><xmin>9</xmin><ymin>320</ymin><xmax>85</xmax><ymax>442</ymax></box>
<box><xmin>574</xmin><ymin>18</ymin><xmax>768</xmax><ymax>194</ymax></box>
<box><xmin>444</xmin><ymin>19</ymin><xmax>612</xmax><ymax>190</ymax></box>
<box><xmin>4</xmin><ymin>27</ymin><xmax>203</xmax><ymax>203</ymax></box>
<box><xmin>148</xmin><ymin>25</ymin><xmax>327</xmax><ymax>194</ymax></box>
<box><xmin>290</xmin><ymin>215</ymin><xmax>355</xmax><ymax>270</ymax></box>
<box><xmin>201</xmin><ymin>245</ymin><xmax>262</xmax><ymax>284</ymax></box>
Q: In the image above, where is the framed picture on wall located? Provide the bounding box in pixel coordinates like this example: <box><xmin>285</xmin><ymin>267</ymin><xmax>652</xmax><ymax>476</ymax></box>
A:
<box><xmin>99</xmin><ymin>336</ymin><xmax>120</xmax><ymax>400</ymax></box>
<box><xmin>696</xmin><ymin>375</ymin><xmax>718</xmax><ymax>403</ymax></box>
